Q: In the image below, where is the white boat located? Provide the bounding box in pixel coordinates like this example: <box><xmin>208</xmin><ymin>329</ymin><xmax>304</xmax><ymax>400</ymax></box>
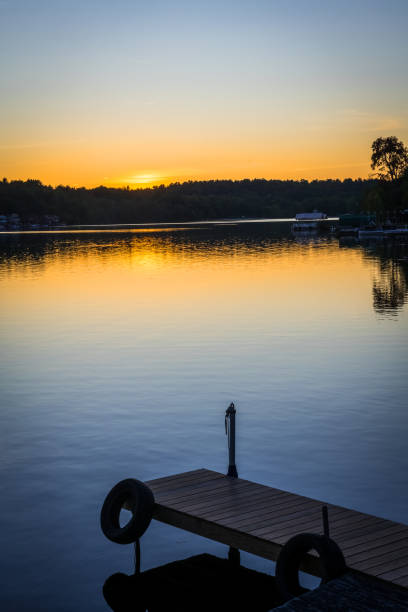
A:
<box><xmin>292</xmin><ymin>221</ymin><xmax>318</xmax><ymax>231</ymax></box>
<box><xmin>291</xmin><ymin>211</ymin><xmax>328</xmax><ymax>233</ymax></box>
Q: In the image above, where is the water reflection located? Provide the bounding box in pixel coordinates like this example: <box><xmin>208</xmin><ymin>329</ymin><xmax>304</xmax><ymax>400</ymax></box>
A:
<box><xmin>339</xmin><ymin>235</ymin><xmax>408</xmax><ymax>316</ymax></box>
<box><xmin>102</xmin><ymin>552</ymin><xmax>280</xmax><ymax>611</ymax></box>
<box><xmin>1</xmin><ymin>223</ymin><xmax>407</xmax><ymax>318</ymax></box>
<box><xmin>360</xmin><ymin>239</ymin><xmax>408</xmax><ymax>316</ymax></box>
<box><xmin>1</xmin><ymin>222</ymin><xmax>408</xmax><ymax>612</ymax></box>
<box><xmin>373</xmin><ymin>261</ymin><xmax>408</xmax><ymax>315</ymax></box>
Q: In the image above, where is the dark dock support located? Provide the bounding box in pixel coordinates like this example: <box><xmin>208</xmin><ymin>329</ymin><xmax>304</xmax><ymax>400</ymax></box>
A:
<box><xmin>134</xmin><ymin>538</ymin><xmax>141</xmax><ymax>575</ymax></box>
<box><xmin>322</xmin><ymin>505</ymin><xmax>330</xmax><ymax>538</ymax></box>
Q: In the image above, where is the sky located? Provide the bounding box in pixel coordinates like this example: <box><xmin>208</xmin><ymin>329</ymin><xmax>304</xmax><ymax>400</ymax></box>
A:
<box><xmin>1</xmin><ymin>0</ymin><xmax>407</xmax><ymax>187</ymax></box>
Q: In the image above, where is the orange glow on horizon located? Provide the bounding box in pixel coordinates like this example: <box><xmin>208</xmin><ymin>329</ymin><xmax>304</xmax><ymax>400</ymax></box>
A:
<box><xmin>112</xmin><ymin>173</ymin><xmax>168</xmax><ymax>188</ymax></box>
<box><xmin>1</xmin><ymin>132</ymin><xmax>377</xmax><ymax>189</ymax></box>
<box><xmin>105</xmin><ymin>162</ymin><xmax>371</xmax><ymax>190</ymax></box>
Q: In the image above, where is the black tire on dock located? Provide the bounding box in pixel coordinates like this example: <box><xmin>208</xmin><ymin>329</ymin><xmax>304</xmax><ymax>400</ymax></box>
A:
<box><xmin>275</xmin><ymin>533</ymin><xmax>346</xmax><ymax>601</ymax></box>
<box><xmin>101</xmin><ymin>479</ymin><xmax>155</xmax><ymax>544</ymax></box>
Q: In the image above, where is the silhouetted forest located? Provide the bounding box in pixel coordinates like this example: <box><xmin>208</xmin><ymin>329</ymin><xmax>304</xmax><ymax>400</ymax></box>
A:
<box><xmin>361</xmin><ymin>172</ymin><xmax>408</xmax><ymax>221</ymax></box>
<box><xmin>0</xmin><ymin>177</ymin><xmax>377</xmax><ymax>225</ymax></box>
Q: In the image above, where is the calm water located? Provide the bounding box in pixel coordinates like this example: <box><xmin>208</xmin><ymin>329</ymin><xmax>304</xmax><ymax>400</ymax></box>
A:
<box><xmin>1</xmin><ymin>221</ymin><xmax>407</xmax><ymax>611</ymax></box>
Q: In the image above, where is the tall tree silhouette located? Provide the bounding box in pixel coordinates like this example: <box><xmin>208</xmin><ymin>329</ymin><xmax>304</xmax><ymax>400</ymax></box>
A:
<box><xmin>371</xmin><ymin>136</ymin><xmax>408</xmax><ymax>181</ymax></box>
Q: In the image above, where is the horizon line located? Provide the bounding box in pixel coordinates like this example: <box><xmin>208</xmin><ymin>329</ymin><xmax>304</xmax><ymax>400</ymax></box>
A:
<box><xmin>1</xmin><ymin>175</ymin><xmax>373</xmax><ymax>191</ymax></box>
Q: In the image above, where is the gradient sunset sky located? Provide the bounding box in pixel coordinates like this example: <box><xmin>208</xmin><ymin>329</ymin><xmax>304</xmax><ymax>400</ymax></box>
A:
<box><xmin>1</xmin><ymin>0</ymin><xmax>407</xmax><ymax>187</ymax></box>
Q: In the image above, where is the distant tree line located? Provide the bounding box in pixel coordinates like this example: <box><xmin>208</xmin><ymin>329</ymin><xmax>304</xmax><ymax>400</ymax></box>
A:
<box><xmin>0</xmin><ymin>177</ymin><xmax>376</xmax><ymax>225</ymax></box>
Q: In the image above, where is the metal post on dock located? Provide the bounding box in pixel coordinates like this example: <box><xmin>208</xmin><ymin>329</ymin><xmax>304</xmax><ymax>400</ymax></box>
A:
<box><xmin>225</xmin><ymin>403</ymin><xmax>238</xmax><ymax>478</ymax></box>
<box><xmin>225</xmin><ymin>403</ymin><xmax>240</xmax><ymax>565</ymax></box>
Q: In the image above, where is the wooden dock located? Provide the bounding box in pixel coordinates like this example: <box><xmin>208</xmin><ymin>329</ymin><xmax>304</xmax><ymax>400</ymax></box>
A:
<box><xmin>145</xmin><ymin>468</ymin><xmax>408</xmax><ymax>590</ymax></box>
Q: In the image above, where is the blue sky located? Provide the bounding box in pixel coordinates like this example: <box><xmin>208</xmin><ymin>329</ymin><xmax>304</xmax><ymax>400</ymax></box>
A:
<box><xmin>1</xmin><ymin>0</ymin><xmax>407</xmax><ymax>185</ymax></box>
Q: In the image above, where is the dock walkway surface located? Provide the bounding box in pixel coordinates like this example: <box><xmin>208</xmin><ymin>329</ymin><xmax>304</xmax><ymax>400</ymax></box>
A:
<box><xmin>146</xmin><ymin>468</ymin><xmax>408</xmax><ymax>590</ymax></box>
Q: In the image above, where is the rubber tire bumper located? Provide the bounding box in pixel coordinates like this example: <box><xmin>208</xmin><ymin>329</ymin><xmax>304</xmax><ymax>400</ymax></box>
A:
<box><xmin>276</xmin><ymin>533</ymin><xmax>346</xmax><ymax>601</ymax></box>
<box><xmin>101</xmin><ymin>479</ymin><xmax>155</xmax><ymax>544</ymax></box>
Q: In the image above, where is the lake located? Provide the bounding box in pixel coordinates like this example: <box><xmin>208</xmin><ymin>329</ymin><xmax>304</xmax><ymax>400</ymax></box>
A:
<box><xmin>1</xmin><ymin>220</ymin><xmax>407</xmax><ymax>611</ymax></box>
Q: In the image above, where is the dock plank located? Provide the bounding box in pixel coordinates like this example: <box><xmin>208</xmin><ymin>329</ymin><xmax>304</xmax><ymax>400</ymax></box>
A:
<box><xmin>198</xmin><ymin>493</ymin><xmax>313</xmax><ymax>522</ymax></box>
<box><xmin>146</xmin><ymin>469</ymin><xmax>408</xmax><ymax>589</ymax></box>
<box><xmin>347</xmin><ymin>538</ymin><xmax>408</xmax><ymax>564</ymax></box>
